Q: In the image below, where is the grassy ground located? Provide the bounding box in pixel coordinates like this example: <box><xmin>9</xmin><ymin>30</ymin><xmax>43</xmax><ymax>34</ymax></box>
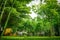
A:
<box><xmin>1</xmin><ymin>36</ymin><xmax>60</xmax><ymax>40</ymax></box>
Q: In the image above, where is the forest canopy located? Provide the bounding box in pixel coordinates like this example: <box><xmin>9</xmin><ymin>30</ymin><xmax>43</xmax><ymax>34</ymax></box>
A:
<box><xmin>0</xmin><ymin>0</ymin><xmax>60</xmax><ymax>36</ymax></box>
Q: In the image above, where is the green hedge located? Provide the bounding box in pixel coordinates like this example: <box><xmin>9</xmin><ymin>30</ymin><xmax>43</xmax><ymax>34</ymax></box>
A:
<box><xmin>1</xmin><ymin>36</ymin><xmax>60</xmax><ymax>40</ymax></box>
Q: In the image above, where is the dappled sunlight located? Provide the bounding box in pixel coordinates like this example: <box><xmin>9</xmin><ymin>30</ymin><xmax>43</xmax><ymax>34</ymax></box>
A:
<box><xmin>29</xmin><ymin>9</ymin><xmax>37</xmax><ymax>19</ymax></box>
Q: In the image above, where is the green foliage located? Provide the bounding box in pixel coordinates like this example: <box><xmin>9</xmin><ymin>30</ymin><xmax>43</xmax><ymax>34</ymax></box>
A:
<box><xmin>0</xmin><ymin>0</ymin><xmax>60</xmax><ymax>36</ymax></box>
<box><xmin>0</xmin><ymin>0</ymin><xmax>32</xmax><ymax>35</ymax></box>
<box><xmin>36</xmin><ymin>0</ymin><xmax>60</xmax><ymax>36</ymax></box>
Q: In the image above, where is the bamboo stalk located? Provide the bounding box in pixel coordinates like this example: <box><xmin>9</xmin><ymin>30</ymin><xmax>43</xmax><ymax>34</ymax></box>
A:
<box><xmin>0</xmin><ymin>0</ymin><xmax>7</xmax><ymax>21</ymax></box>
<box><xmin>1</xmin><ymin>0</ymin><xmax>16</xmax><ymax>36</ymax></box>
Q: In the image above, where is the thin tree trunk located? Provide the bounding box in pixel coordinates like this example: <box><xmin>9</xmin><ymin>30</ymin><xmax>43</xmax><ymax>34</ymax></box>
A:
<box><xmin>0</xmin><ymin>0</ymin><xmax>7</xmax><ymax>21</ymax></box>
<box><xmin>1</xmin><ymin>9</ymin><xmax>11</xmax><ymax>36</ymax></box>
<box><xmin>50</xmin><ymin>26</ymin><xmax>55</xmax><ymax>36</ymax></box>
<box><xmin>1</xmin><ymin>0</ymin><xmax>16</xmax><ymax>36</ymax></box>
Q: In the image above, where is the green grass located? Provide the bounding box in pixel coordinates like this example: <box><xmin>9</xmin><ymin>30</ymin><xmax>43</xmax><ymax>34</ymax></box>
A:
<box><xmin>1</xmin><ymin>36</ymin><xmax>60</xmax><ymax>40</ymax></box>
